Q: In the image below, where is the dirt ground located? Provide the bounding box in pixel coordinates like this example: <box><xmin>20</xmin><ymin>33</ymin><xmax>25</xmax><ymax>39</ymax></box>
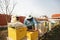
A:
<box><xmin>0</xmin><ymin>30</ymin><xmax>8</xmax><ymax>40</ymax></box>
<box><xmin>0</xmin><ymin>25</ymin><xmax>60</xmax><ymax>40</ymax></box>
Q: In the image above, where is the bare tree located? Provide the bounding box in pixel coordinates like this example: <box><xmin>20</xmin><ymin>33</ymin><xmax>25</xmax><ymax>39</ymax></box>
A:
<box><xmin>0</xmin><ymin>0</ymin><xmax>16</xmax><ymax>23</ymax></box>
<box><xmin>0</xmin><ymin>0</ymin><xmax>16</xmax><ymax>15</ymax></box>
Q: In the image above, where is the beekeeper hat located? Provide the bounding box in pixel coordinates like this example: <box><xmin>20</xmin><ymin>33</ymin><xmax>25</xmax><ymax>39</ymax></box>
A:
<box><xmin>26</xmin><ymin>15</ymin><xmax>33</xmax><ymax>19</ymax></box>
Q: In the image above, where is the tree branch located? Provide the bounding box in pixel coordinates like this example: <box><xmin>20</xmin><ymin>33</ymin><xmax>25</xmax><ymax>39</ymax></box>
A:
<box><xmin>0</xmin><ymin>0</ymin><xmax>5</xmax><ymax>13</ymax></box>
<box><xmin>9</xmin><ymin>3</ymin><xmax>16</xmax><ymax>15</ymax></box>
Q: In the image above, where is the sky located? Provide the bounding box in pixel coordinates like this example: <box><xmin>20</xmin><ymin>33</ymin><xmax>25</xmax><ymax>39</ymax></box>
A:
<box><xmin>4</xmin><ymin>0</ymin><xmax>60</xmax><ymax>17</ymax></box>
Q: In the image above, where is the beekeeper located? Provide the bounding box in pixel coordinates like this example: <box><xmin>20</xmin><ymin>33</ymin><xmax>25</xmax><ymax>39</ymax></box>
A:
<box><xmin>24</xmin><ymin>15</ymin><xmax>37</xmax><ymax>30</ymax></box>
<box><xmin>8</xmin><ymin>15</ymin><xmax>26</xmax><ymax>28</ymax></box>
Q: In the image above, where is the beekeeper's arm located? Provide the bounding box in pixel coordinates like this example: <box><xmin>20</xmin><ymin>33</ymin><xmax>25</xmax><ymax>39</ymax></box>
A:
<box><xmin>24</xmin><ymin>19</ymin><xmax>30</xmax><ymax>27</ymax></box>
<box><xmin>33</xmin><ymin>19</ymin><xmax>38</xmax><ymax>30</ymax></box>
<box><xmin>24</xmin><ymin>19</ymin><xmax>27</xmax><ymax>26</ymax></box>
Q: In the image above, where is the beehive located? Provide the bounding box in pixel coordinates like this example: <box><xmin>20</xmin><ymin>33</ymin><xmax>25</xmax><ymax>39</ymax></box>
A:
<box><xmin>8</xmin><ymin>27</ymin><xmax>27</xmax><ymax>40</ymax></box>
<box><xmin>27</xmin><ymin>31</ymin><xmax>38</xmax><ymax>40</ymax></box>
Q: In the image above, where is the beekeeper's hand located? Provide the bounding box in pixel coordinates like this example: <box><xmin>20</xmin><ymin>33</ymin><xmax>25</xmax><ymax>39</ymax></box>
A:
<box><xmin>35</xmin><ymin>27</ymin><xmax>37</xmax><ymax>31</ymax></box>
<box><xmin>34</xmin><ymin>23</ymin><xmax>38</xmax><ymax>30</ymax></box>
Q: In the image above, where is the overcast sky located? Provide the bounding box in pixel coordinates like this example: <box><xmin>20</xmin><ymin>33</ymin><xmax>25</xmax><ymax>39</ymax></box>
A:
<box><xmin>12</xmin><ymin>0</ymin><xmax>60</xmax><ymax>17</ymax></box>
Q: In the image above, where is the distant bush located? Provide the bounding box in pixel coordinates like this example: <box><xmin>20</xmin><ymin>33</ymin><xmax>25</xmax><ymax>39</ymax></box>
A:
<box><xmin>0</xmin><ymin>27</ymin><xmax>7</xmax><ymax>31</ymax></box>
<box><xmin>40</xmin><ymin>24</ymin><xmax>60</xmax><ymax>40</ymax></box>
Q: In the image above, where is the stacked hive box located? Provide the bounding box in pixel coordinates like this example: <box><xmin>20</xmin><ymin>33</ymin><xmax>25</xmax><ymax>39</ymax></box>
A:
<box><xmin>8</xmin><ymin>27</ymin><xmax>27</xmax><ymax>40</ymax></box>
<box><xmin>27</xmin><ymin>31</ymin><xmax>38</xmax><ymax>40</ymax></box>
<box><xmin>8</xmin><ymin>15</ymin><xmax>27</xmax><ymax>40</ymax></box>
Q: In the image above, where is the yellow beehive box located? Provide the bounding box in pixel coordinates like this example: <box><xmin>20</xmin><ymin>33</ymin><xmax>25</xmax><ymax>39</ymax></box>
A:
<box><xmin>27</xmin><ymin>31</ymin><xmax>38</xmax><ymax>40</ymax></box>
<box><xmin>8</xmin><ymin>27</ymin><xmax>27</xmax><ymax>40</ymax></box>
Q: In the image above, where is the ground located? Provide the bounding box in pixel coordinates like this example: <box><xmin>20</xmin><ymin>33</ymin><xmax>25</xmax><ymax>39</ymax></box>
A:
<box><xmin>40</xmin><ymin>25</ymin><xmax>60</xmax><ymax>40</ymax></box>
<box><xmin>0</xmin><ymin>25</ymin><xmax>60</xmax><ymax>40</ymax></box>
<box><xmin>0</xmin><ymin>27</ymin><xmax>7</xmax><ymax>40</ymax></box>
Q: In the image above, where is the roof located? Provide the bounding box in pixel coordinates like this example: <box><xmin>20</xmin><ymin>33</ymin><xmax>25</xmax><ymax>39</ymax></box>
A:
<box><xmin>52</xmin><ymin>14</ymin><xmax>60</xmax><ymax>19</ymax></box>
